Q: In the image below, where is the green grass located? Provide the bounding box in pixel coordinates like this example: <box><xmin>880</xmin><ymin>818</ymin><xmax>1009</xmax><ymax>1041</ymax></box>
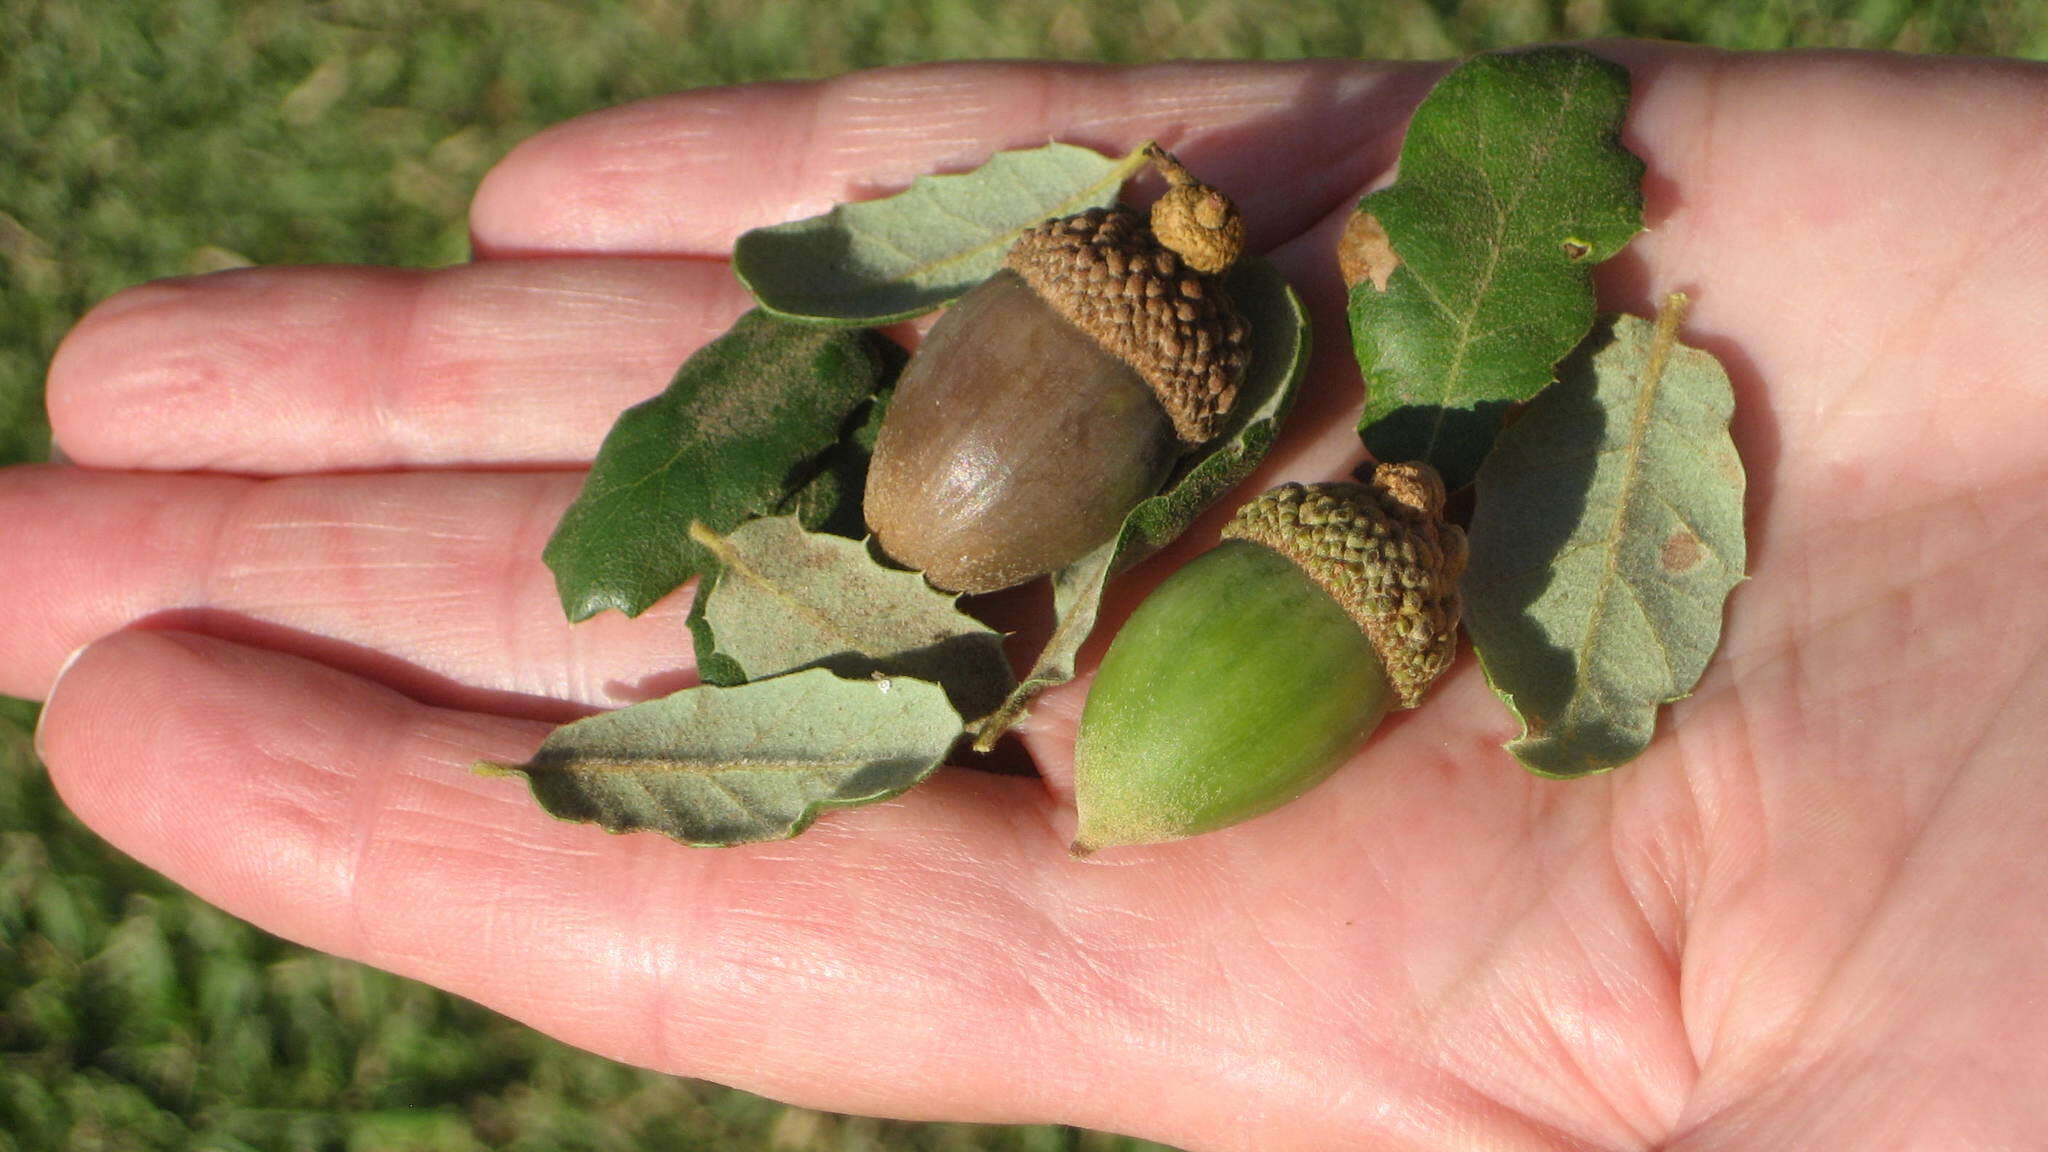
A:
<box><xmin>2</xmin><ymin>1</ymin><xmax>2043</xmax><ymax>1148</ymax></box>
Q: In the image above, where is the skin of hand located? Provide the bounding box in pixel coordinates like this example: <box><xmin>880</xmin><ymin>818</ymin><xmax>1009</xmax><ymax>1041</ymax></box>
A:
<box><xmin>5</xmin><ymin>42</ymin><xmax>2047</xmax><ymax>1151</ymax></box>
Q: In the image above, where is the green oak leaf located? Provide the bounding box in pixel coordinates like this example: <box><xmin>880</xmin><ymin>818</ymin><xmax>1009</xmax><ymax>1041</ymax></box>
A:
<box><xmin>733</xmin><ymin>141</ymin><xmax>1151</xmax><ymax>324</ymax></box>
<box><xmin>1463</xmin><ymin>300</ymin><xmax>1747</xmax><ymax>778</ymax></box>
<box><xmin>1350</xmin><ymin>47</ymin><xmax>1644</xmax><ymax>490</ymax></box>
<box><xmin>690</xmin><ymin>517</ymin><xmax>1014</xmax><ymax>723</ymax></box>
<box><xmin>543</xmin><ymin>311</ymin><xmax>889</xmax><ymax>621</ymax></box>
<box><xmin>477</xmin><ymin>668</ymin><xmax>962</xmax><ymax>847</ymax></box>
<box><xmin>973</xmin><ymin>257</ymin><xmax>1309</xmax><ymax>748</ymax></box>
<box><xmin>772</xmin><ymin>382</ymin><xmax>894</xmax><ymax>540</ymax></box>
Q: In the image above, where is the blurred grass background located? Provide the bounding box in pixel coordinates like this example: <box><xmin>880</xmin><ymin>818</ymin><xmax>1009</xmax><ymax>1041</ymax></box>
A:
<box><xmin>1</xmin><ymin>1</ymin><xmax>2042</xmax><ymax>1148</ymax></box>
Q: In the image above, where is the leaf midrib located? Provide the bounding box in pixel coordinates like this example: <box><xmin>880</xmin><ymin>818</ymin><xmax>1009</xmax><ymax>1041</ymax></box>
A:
<box><xmin>1568</xmin><ymin>313</ymin><xmax>1687</xmax><ymax>722</ymax></box>
<box><xmin>1409</xmin><ymin>62</ymin><xmax>1590</xmax><ymax>463</ymax></box>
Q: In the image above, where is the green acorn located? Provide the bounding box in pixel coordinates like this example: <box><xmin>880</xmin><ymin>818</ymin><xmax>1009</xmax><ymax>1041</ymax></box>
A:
<box><xmin>864</xmin><ymin>146</ymin><xmax>1251</xmax><ymax>594</ymax></box>
<box><xmin>1071</xmin><ymin>464</ymin><xmax>1467</xmax><ymax>853</ymax></box>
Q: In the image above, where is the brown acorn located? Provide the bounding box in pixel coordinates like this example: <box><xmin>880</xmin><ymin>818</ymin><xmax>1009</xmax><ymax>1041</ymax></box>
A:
<box><xmin>863</xmin><ymin>146</ymin><xmax>1252</xmax><ymax>594</ymax></box>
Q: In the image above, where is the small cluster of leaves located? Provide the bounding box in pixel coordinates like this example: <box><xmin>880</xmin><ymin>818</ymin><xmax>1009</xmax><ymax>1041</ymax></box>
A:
<box><xmin>1345</xmin><ymin>47</ymin><xmax>1746</xmax><ymax>776</ymax></box>
<box><xmin>503</xmin><ymin>45</ymin><xmax>1749</xmax><ymax>846</ymax></box>
<box><xmin>503</xmin><ymin>317</ymin><xmax>975</xmax><ymax>846</ymax></box>
<box><xmin>492</xmin><ymin>141</ymin><xmax>1306</xmax><ymax>845</ymax></box>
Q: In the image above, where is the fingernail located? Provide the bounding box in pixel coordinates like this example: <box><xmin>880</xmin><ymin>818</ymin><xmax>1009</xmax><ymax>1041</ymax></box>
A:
<box><xmin>32</xmin><ymin>641</ymin><xmax>95</xmax><ymax>762</ymax></box>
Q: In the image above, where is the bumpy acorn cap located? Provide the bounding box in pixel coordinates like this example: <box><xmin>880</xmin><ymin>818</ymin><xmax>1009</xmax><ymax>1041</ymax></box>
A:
<box><xmin>1222</xmin><ymin>463</ymin><xmax>1468</xmax><ymax>708</ymax></box>
<box><xmin>1002</xmin><ymin>146</ymin><xmax>1250</xmax><ymax>445</ymax></box>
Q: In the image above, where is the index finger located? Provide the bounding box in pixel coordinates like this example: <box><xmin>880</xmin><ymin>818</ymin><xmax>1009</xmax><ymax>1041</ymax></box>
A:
<box><xmin>467</xmin><ymin>59</ymin><xmax>1436</xmax><ymax>259</ymax></box>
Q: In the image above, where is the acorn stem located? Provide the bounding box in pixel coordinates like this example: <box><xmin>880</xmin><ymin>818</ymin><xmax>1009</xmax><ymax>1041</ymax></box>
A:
<box><xmin>1071</xmin><ymin>539</ymin><xmax>1397</xmax><ymax>854</ymax></box>
<box><xmin>1142</xmin><ymin>144</ymin><xmax>1244</xmax><ymax>276</ymax></box>
<box><xmin>1142</xmin><ymin>143</ymin><xmax>1203</xmax><ymax>188</ymax></box>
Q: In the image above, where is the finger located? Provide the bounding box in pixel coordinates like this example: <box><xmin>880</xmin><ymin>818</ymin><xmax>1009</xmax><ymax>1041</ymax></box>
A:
<box><xmin>30</xmin><ymin>629</ymin><xmax>1094</xmax><ymax>1127</ymax></box>
<box><xmin>48</xmin><ymin>258</ymin><xmax>752</xmax><ymax>473</ymax></box>
<box><xmin>35</xmin><ymin>629</ymin><xmax>1665</xmax><ymax>1148</ymax></box>
<box><xmin>469</xmin><ymin>58</ymin><xmax>1436</xmax><ymax>259</ymax></box>
<box><xmin>0</xmin><ymin>465</ymin><xmax>686</xmax><ymax>709</ymax></box>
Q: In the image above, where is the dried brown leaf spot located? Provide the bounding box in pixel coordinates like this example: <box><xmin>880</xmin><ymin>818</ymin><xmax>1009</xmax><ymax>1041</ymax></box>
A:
<box><xmin>1338</xmin><ymin>211</ymin><xmax>1401</xmax><ymax>292</ymax></box>
<box><xmin>1660</xmin><ymin>527</ymin><xmax>1705</xmax><ymax>576</ymax></box>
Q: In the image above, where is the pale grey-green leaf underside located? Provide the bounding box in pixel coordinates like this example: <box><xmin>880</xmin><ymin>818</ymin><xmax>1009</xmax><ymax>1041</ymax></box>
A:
<box><xmin>1463</xmin><ymin>303</ymin><xmax>1746</xmax><ymax>777</ymax></box>
<box><xmin>693</xmin><ymin>517</ymin><xmax>1014</xmax><ymax>723</ymax></box>
<box><xmin>478</xmin><ymin>669</ymin><xmax>963</xmax><ymax>846</ymax></box>
<box><xmin>734</xmin><ymin>141</ymin><xmax>1151</xmax><ymax>324</ymax></box>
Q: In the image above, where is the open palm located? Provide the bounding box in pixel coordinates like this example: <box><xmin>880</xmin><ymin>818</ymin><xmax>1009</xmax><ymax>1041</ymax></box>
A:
<box><xmin>9</xmin><ymin>44</ymin><xmax>2046</xmax><ymax>1150</ymax></box>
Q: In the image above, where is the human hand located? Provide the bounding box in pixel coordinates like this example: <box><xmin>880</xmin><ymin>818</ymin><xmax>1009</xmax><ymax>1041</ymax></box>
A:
<box><xmin>9</xmin><ymin>44</ymin><xmax>2047</xmax><ymax>1150</ymax></box>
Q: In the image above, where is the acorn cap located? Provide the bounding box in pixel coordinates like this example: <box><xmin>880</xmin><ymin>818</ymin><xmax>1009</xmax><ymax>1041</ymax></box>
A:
<box><xmin>1222</xmin><ymin>464</ymin><xmax>1468</xmax><ymax>708</ymax></box>
<box><xmin>1002</xmin><ymin>148</ymin><xmax>1250</xmax><ymax>445</ymax></box>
